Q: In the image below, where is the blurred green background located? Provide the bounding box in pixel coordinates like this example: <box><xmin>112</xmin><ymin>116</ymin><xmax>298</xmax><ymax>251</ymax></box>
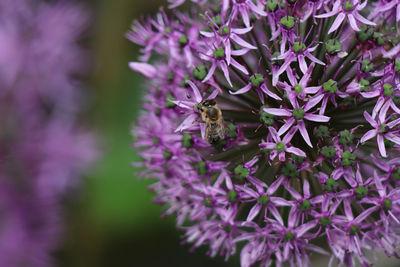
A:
<box><xmin>57</xmin><ymin>1</ymin><xmax>236</xmax><ymax>266</ymax></box>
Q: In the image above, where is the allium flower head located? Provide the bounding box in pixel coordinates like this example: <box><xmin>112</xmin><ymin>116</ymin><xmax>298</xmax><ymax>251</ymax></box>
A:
<box><xmin>0</xmin><ymin>0</ymin><xmax>96</xmax><ymax>265</ymax></box>
<box><xmin>130</xmin><ymin>0</ymin><xmax>400</xmax><ymax>266</ymax></box>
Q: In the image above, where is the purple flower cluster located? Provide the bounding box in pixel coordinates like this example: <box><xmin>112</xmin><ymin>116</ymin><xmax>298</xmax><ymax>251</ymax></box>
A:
<box><xmin>129</xmin><ymin>0</ymin><xmax>400</xmax><ymax>266</ymax></box>
<box><xmin>0</xmin><ymin>0</ymin><xmax>96</xmax><ymax>266</ymax></box>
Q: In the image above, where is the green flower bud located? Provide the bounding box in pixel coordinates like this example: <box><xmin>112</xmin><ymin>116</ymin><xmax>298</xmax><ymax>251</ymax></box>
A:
<box><xmin>163</xmin><ymin>149</ymin><xmax>172</xmax><ymax>160</ymax></box>
<box><xmin>383</xmin><ymin>83</ymin><xmax>394</xmax><ymax>96</ymax></box>
<box><xmin>315</xmin><ymin>125</ymin><xmax>330</xmax><ymax>138</ymax></box>
<box><xmin>193</xmin><ymin>65</ymin><xmax>207</xmax><ymax>81</ymax></box>
<box><xmin>165</xmin><ymin>93</ymin><xmax>177</xmax><ymax>108</ymax></box>
<box><xmin>234</xmin><ymin>165</ymin><xmax>249</xmax><ymax>180</ymax></box>
<box><xmin>257</xmin><ymin>195</ymin><xmax>270</xmax><ymax>205</ymax></box>
<box><xmin>320</xmin><ymin>216</ymin><xmax>332</xmax><ymax>226</ymax></box>
<box><xmin>294</xmin><ymin>84</ymin><xmax>302</xmax><ymax>94</ymax></box>
<box><xmin>212</xmin><ymin>15</ymin><xmax>222</xmax><ymax>27</ymax></box>
<box><xmin>324</xmin><ymin>178</ymin><xmax>339</xmax><ymax>192</ymax></box>
<box><xmin>280</xmin><ymin>16</ymin><xmax>295</xmax><ymax>29</ymax></box>
<box><xmin>323</xmin><ymin>79</ymin><xmax>338</xmax><ymax>93</ymax></box>
<box><xmin>213</xmin><ymin>47</ymin><xmax>225</xmax><ymax>58</ymax></box>
<box><xmin>391</xmin><ymin>169</ymin><xmax>400</xmax><ymax>180</ymax></box>
<box><xmin>321</xmin><ymin>146</ymin><xmax>336</xmax><ymax>159</ymax></box>
<box><xmin>293</xmin><ymin>108</ymin><xmax>305</xmax><ymax>120</ymax></box>
<box><xmin>196</xmin><ymin>161</ymin><xmax>207</xmax><ymax>175</ymax></box>
<box><xmin>276</xmin><ymin>142</ymin><xmax>285</xmax><ymax>152</ymax></box>
<box><xmin>293</xmin><ymin>42</ymin><xmax>306</xmax><ymax>53</ymax></box>
<box><xmin>179</xmin><ymin>34</ymin><xmax>188</xmax><ymax>46</ymax></box>
<box><xmin>341</xmin><ymin>151</ymin><xmax>356</xmax><ymax>167</ymax></box>
<box><xmin>373</xmin><ymin>32</ymin><xmax>386</xmax><ymax>46</ymax></box>
<box><xmin>181</xmin><ymin>74</ymin><xmax>190</xmax><ymax>87</ymax></box>
<box><xmin>219</xmin><ymin>26</ymin><xmax>230</xmax><ymax>36</ymax></box>
<box><xmin>361</xmin><ymin>60</ymin><xmax>374</xmax><ymax>73</ymax></box>
<box><xmin>326</xmin><ymin>39</ymin><xmax>343</xmax><ymax>54</ymax></box>
<box><xmin>285</xmin><ymin>231</ymin><xmax>295</xmax><ymax>240</ymax></box>
<box><xmin>345</xmin><ymin>1</ymin><xmax>354</xmax><ymax>11</ymax></box>
<box><xmin>378</xmin><ymin>124</ymin><xmax>387</xmax><ymax>133</ymax></box>
<box><xmin>357</xmin><ymin>25</ymin><xmax>374</xmax><ymax>42</ymax></box>
<box><xmin>359</xmin><ymin>79</ymin><xmax>370</xmax><ymax>92</ymax></box>
<box><xmin>203</xmin><ymin>196</ymin><xmax>213</xmax><ymax>207</ymax></box>
<box><xmin>299</xmin><ymin>199</ymin><xmax>311</xmax><ymax>211</ymax></box>
<box><xmin>227</xmin><ymin>190</ymin><xmax>238</xmax><ymax>202</ymax></box>
<box><xmin>339</xmin><ymin>130</ymin><xmax>354</xmax><ymax>145</ymax></box>
<box><xmin>355</xmin><ymin>186</ymin><xmax>368</xmax><ymax>199</ymax></box>
<box><xmin>282</xmin><ymin>163</ymin><xmax>298</xmax><ymax>178</ymax></box>
<box><xmin>182</xmin><ymin>134</ymin><xmax>193</xmax><ymax>148</ymax></box>
<box><xmin>292</xmin><ymin>154</ymin><xmax>304</xmax><ymax>164</ymax></box>
<box><xmin>350</xmin><ymin>225</ymin><xmax>359</xmax><ymax>235</ymax></box>
<box><xmin>395</xmin><ymin>60</ymin><xmax>400</xmax><ymax>73</ymax></box>
<box><xmin>383</xmin><ymin>198</ymin><xmax>392</xmax><ymax>210</ymax></box>
<box><xmin>251</xmin><ymin>73</ymin><xmax>264</xmax><ymax>87</ymax></box>
<box><xmin>266</xmin><ymin>0</ymin><xmax>278</xmax><ymax>11</ymax></box>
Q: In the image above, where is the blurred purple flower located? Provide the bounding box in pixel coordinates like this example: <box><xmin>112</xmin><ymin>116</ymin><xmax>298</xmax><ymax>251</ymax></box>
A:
<box><xmin>0</xmin><ymin>0</ymin><xmax>96</xmax><ymax>266</ymax></box>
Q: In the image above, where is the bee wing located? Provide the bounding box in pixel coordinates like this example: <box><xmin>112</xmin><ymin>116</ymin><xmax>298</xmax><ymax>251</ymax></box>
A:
<box><xmin>204</xmin><ymin>123</ymin><xmax>211</xmax><ymax>139</ymax></box>
<box><xmin>219</xmin><ymin>118</ymin><xmax>227</xmax><ymax>139</ymax></box>
<box><xmin>205</xmin><ymin>123</ymin><xmax>217</xmax><ymax>144</ymax></box>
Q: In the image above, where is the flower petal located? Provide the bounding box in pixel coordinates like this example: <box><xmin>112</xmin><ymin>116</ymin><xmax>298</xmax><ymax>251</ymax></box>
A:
<box><xmin>231</xmin><ymin>34</ymin><xmax>257</xmax><ymax>49</ymax></box>
<box><xmin>246</xmin><ymin>203</ymin><xmax>262</xmax><ymax>222</ymax></box>
<box><xmin>277</xmin><ymin>118</ymin><xmax>296</xmax><ymax>136</ymax></box>
<box><xmin>354</xmin><ymin>206</ymin><xmax>379</xmax><ymax>224</ymax></box>
<box><xmin>305</xmin><ymin>51</ymin><xmax>326</xmax><ymax>66</ymax></box>
<box><xmin>296</xmin><ymin>220</ymin><xmax>317</xmax><ymax>237</ymax></box>
<box><xmin>187</xmin><ymin>80</ymin><xmax>203</xmax><ymax>103</ymax></box>
<box><xmin>348</xmin><ymin>14</ymin><xmax>360</xmax><ymax>31</ymax></box>
<box><xmin>304</xmin><ymin>113</ymin><xmax>330</xmax><ymax>122</ymax></box>
<box><xmin>298</xmin><ymin>55</ymin><xmax>308</xmax><ymax>74</ymax></box>
<box><xmin>286</xmin><ymin>146</ymin><xmax>306</xmax><ymax>157</ymax></box>
<box><xmin>363</xmin><ymin>111</ymin><xmax>378</xmax><ymax>128</ymax></box>
<box><xmin>360</xmin><ymin>129</ymin><xmax>377</xmax><ymax>143</ymax></box>
<box><xmin>328</xmin><ymin>13</ymin><xmax>345</xmax><ymax>34</ymax></box>
<box><xmin>202</xmin><ymin>62</ymin><xmax>217</xmax><ymax>84</ymax></box>
<box><xmin>264</xmin><ymin>108</ymin><xmax>292</xmax><ymax>117</ymax></box>
<box><xmin>377</xmin><ymin>134</ymin><xmax>387</xmax><ymax>157</ymax></box>
<box><xmin>175</xmin><ymin>113</ymin><xmax>198</xmax><ymax>132</ymax></box>
<box><xmin>219</xmin><ymin>61</ymin><xmax>233</xmax><ymax>87</ymax></box>
<box><xmin>261</xmin><ymin>84</ymin><xmax>282</xmax><ymax>100</ymax></box>
<box><xmin>298</xmin><ymin>120</ymin><xmax>313</xmax><ymax>147</ymax></box>
<box><xmin>259</xmin><ymin>142</ymin><xmax>276</xmax><ymax>149</ymax></box>
<box><xmin>304</xmin><ymin>94</ymin><xmax>324</xmax><ymax>112</ymax></box>
<box><xmin>129</xmin><ymin>62</ymin><xmax>157</xmax><ymax>78</ymax></box>
<box><xmin>354</xmin><ymin>12</ymin><xmax>376</xmax><ymax>26</ymax></box>
<box><xmin>230</xmin><ymin>83</ymin><xmax>252</xmax><ymax>95</ymax></box>
<box><xmin>231</xmin><ymin>57</ymin><xmax>249</xmax><ymax>75</ymax></box>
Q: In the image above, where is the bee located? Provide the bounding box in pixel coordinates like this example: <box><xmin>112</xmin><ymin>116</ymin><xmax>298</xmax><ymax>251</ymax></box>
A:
<box><xmin>197</xmin><ymin>99</ymin><xmax>226</xmax><ymax>144</ymax></box>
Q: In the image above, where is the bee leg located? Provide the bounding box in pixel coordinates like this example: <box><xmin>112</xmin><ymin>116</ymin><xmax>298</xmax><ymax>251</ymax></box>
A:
<box><xmin>209</xmin><ymin>136</ymin><xmax>220</xmax><ymax>144</ymax></box>
<box><xmin>218</xmin><ymin>131</ymin><xmax>225</xmax><ymax>140</ymax></box>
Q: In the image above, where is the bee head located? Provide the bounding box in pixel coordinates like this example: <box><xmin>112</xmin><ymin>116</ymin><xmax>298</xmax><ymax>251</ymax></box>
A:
<box><xmin>205</xmin><ymin>107</ymin><xmax>219</xmax><ymax>120</ymax></box>
<box><xmin>195</xmin><ymin>103</ymin><xmax>204</xmax><ymax>112</ymax></box>
<box><xmin>202</xmin><ymin>99</ymin><xmax>216</xmax><ymax>107</ymax></box>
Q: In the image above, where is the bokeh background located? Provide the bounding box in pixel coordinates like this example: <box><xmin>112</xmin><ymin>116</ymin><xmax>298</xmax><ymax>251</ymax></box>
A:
<box><xmin>54</xmin><ymin>1</ymin><xmax>399</xmax><ymax>267</ymax></box>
